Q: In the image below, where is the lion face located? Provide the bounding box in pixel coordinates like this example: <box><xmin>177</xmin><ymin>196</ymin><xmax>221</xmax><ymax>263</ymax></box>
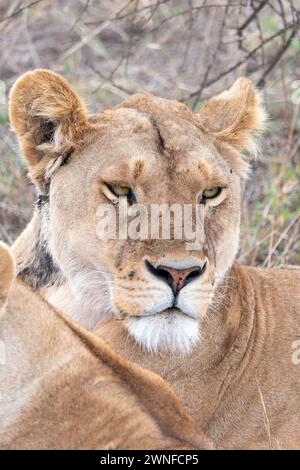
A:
<box><xmin>48</xmin><ymin>104</ymin><xmax>242</xmax><ymax>353</ymax></box>
<box><xmin>9</xmin><ymin>71</ymin><xmax>265</xmax><ymax>353</ymax></box>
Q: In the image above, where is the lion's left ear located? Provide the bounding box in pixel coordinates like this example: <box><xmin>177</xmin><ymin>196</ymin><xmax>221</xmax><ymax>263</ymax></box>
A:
<box><xmin>9</xmin><ymin>69</ymin><xmax>91</xmax><ymax>191</ymax></box>
<box><xmin>198</xmin><ymin>78</ymin><xmax>266</xmax><ymax>155</ymax></box>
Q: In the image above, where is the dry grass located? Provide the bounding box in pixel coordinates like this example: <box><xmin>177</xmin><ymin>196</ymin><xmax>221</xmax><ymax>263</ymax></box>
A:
<box><xmin>0</xmin><ymin>0</ymin><xmax>299</xmax><ymax>266</ymax></box>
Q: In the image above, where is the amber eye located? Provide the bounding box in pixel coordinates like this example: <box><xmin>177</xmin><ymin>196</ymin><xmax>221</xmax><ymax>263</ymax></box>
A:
<box><xmin>109</xmin><ymin>184</ymin><xmax>131</xmax><ymax>197</ymax></box>
<box><xmin>104</xmin><ymin>183</ymin><xmax>136</xmax><ymax>204</ymax></box>
<box><xmin>200</xmin><ymin>187</ymin><xmax>222</xmax><ymax>203</ymax></box>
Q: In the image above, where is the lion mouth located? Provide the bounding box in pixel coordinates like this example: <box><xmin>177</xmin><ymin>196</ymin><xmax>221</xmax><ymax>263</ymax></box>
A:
<box><xmin>130</xmin><ymin>307</ymin><xmax>197</xmax><ymax>321</ymax></box>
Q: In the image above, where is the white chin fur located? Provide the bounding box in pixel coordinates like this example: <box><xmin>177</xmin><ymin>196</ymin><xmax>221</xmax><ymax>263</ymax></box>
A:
<box><xmin>126</xmin><ymin>312</ymin><xmax>200</xmax><ymax>355</ymax></box>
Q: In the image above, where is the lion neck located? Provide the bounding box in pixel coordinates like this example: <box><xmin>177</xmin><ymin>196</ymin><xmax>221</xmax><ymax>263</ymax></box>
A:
<box><xmin>94</xmin><ymin>263</ymin><xmax>257</xmax><ymax>431</ymax></box>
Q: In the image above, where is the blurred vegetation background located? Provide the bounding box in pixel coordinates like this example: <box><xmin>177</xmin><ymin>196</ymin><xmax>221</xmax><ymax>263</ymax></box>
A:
<box><xmin>0</xmin><ymin>0</ymin><xmax>299</xmax><ymax>267</ymax></box>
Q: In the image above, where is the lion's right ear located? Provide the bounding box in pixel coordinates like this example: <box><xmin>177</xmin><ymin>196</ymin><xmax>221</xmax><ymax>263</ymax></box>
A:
<box><xmin>9</xmin><ymin>70</ymin><xmax>90</xmax><ymax>191</ymax></box>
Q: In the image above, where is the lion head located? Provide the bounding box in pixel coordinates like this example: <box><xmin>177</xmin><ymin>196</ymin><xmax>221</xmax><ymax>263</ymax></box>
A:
<box><xmin>10</xmin><ymin>70</ymin><xmax>265</xmax><ymax>353</ymax></box>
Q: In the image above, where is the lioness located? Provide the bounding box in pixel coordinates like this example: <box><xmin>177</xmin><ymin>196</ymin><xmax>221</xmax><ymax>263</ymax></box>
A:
<box><xmin>0</xmin><ymin>242</ymin><xmax>212</xmax><ymax>450</ymax></box>
<box><xmin>9</xmin><ymin>71</ymin><xmax>300</xmax><ymax>448</ymax></box>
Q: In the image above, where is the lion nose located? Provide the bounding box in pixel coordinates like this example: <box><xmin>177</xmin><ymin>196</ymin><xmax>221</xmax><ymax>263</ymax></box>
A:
<box><xmin>145</xmin><ymin>260</ymin><xmax>206</xmax><ymax>295</ymax></box>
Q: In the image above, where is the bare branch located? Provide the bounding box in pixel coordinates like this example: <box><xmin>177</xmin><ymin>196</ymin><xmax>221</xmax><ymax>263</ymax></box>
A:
<box><xmin>257</xmin><ymin>28</ymin><xmax>297</xmax><ymax>87</ymax></box>
<box><xmin>0</xmin><ymin>0</ymin><xmax>44</xmax><ymax>23</ymax></box>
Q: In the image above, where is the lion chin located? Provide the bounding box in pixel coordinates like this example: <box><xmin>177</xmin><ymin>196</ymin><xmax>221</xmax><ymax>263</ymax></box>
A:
<box><xmin>126</xmin><ymin>308</ymin><xmax>200</xmax><ymax>355</ymax></box>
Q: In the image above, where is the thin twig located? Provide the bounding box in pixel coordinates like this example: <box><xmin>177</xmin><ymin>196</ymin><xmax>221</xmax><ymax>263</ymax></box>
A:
<box><xmin>0</xmin><ymin>0</ymin><xmax>44</xmax><ymax>23</ymax></box>
<box><xmin>184</xmin><ymin>21</ymin><xmax>298</xmax><ymax>101</ymax></box>
<box><xmin>257</xmin><ymin>28</ymin><xmax>297</xmax><ymax>87</ymax></box>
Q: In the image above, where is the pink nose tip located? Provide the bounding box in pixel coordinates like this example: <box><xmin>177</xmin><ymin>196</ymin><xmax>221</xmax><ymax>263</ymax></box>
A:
<box><xmin>159</xmin><ymin>266</ymin><xmax>202</xmax><ymax>292</ymax></box>
<box><xmin>145</xmin><ymin>260</ymin><xmax>206</xmax><ymax>294</ymax></box>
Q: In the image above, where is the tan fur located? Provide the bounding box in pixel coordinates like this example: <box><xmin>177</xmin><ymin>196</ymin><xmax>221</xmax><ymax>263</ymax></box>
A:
<box><xmin>0</xmin><ymin>242</ymin><xmax>15</xmax><ymax>314</ymax></box>
<box><xmin>95</xmin><ymin>264</ymin><xmax>300</xmax><ymax>449</ymax></box>
<box><xmin>8</xmin><ymin>71</ymin><xmax>300</xmax><ymax>448</ymax></box>
<box><xmin>199</xmin><ymin>77</ymin><xmax>266</xmax><ymax>154</ymax></box>
<box><xmin>9</xmin><ymin>70</ymin><xmax>92</xmax><ymax>191</ymax></box>
<box><xmin>0</xmin><ymin>244</ymin><xmax>212</xmax><ymax>450</ymax></box>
